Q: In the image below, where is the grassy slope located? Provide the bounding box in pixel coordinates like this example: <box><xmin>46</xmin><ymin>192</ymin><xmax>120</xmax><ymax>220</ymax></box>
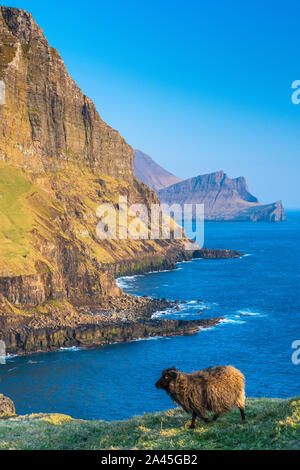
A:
<box><xmin>0</xmin><ymin>162</ymin><xmax>64</xmax><ymax>276</ymax></box>
<box><xmin>0</xmin><ymin>160</ymin><xmax>182</xmax><ymax>278</ymax></box>
<box><xmin>0</xmin><ymin>397</ymin><xmax>299</xmax><ymax>450</ymax></box>
<box><xmin>0</xmin><ymin>163</ymin><xmax>36</xmax><ymax>273</ymax></box>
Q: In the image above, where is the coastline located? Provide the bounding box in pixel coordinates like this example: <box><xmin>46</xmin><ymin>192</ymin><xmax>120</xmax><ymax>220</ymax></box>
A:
<box><xmin>1</xmin><ymin>316</ymin><xmax>223</xmax><ymax>357</ymax></box>
<box><xmin>0</xmin><ymin>249</ymin><xmax>240</xmax><ymax>356</ymax></box>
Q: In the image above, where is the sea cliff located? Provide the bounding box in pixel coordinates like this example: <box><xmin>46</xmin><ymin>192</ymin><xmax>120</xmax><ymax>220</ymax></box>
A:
<box><xmin>0</xmin><ymin>7</ymin><xmax>228</xmax><ymax>354</ymax></box>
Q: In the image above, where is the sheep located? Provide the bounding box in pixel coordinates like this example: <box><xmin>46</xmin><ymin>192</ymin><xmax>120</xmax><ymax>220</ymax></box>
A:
<box><xmin>155</xmin><ymin>365</ymin><xmax>245</xmax><ymax>428</ymax></box>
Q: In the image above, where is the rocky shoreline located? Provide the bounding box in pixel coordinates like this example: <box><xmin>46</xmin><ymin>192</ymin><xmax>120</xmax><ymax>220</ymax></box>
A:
<box><xmin>0</xmin><ymin>293</ymin><xmax>223</xmax><ymax>355</ymax></box>
<box><xmin>2</xmin><ymin>316</ymin><xmax>223</xmax><ymax>356</ymax></box>
<box><xmin>0</xmin><ymin>248</ymin><xmax>241</xmax><ymax>356</ymax></box>
<box><xmin>111</xmin><ymin>247</ymin><xmax>243</xmax><ymax>277</ymax></box>
<box><xmin>192</xmin><ymin>248</ymin><xmax>243</xmax><ymax>259</ymax></box>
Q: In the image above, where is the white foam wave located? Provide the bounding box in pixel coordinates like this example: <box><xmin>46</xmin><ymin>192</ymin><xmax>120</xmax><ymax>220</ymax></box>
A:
<box><xmin>151</xmin><ymin>309</ymin><xmax>175</xmax><ymax>318</ymax></box>
<box><xmin>197</xmin><ymin>325</ymin><xmax>217</xmax><ymax>333</ymax></box>
<box><xmin>221</xmin><ymin>318</ymin><xmax>246</xmax><ymax>325</ymax></box>
<box><xmin>116</xmin><ymin>267</ymin><xmax>182</xmax><ymax>289</ymax></box>
<box><xmin>130</xmin><ymin>336</ymin><xmax>171</xmax><ymax>342</ymax></box>
<box><xmin>59</xmin><ymin>346</ymin><xmax>81</xmax><ymax>352</ymax></box>
<box><xmin>116</xmin><ymin>275</ymin><xmax>143</xmax><ymax>289</ymax></box>
<box><xmin>198</xmin><ymin>316</ymin><xmax>246</xmax><ymax>330</ymax></box>
<box><xmin>151</xmin><ymin>299</ymin><xmax>219</xmax><ymax>319</ymax></box>
<box><xmin>0</xmin><ymin>353</ymin><xmax>18</xmax><ymax>363</ymax></box>
<box><xmin>238</xmin><ymin>309</ymin><xmax>263</xmax><ymax>316</ymax></box>
<box><xmin>145</xmin><ymin>268</ymin><xmax>179</xmax><ymax>275</ymax></box>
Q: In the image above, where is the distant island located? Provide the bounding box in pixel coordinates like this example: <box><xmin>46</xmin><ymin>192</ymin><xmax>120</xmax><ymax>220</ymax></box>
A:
<box><xmin>134</xmin><ymin>151</ymin><xmax>286</xmax><ymax>222</ymax></box>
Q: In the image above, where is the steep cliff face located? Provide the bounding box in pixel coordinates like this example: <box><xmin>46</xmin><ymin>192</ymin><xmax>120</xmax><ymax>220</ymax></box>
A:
<box><xmin>134</xmin><ymin>150</ymin><xmax>182</xmax><ymax>191</ymax></box>
<box><xmin>158</xmin><ymin>171</ymin><xmax>286</xmax><ymax>222</ymax></box>
<box><xmin>0</xmin><ymin>6</ymin><xmax>186</xmax><ymax>314</ymax></box>
<box><xmin>0</xmin><ymin>6</ymin><xmax>133</xmax><ymax>179</ymax></box>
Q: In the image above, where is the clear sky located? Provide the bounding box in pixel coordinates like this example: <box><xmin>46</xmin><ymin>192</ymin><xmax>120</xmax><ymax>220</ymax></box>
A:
<box><xmin>3</xmin><ymin>0</ymin><xmax>300</xmax><ymax>207</ymax></box>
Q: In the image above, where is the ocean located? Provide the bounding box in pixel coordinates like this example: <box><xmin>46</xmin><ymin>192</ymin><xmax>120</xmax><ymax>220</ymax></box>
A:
<box><xmin>0</xmin><ymin>211</ymin><xmax>299</xmax><ymax>420</ymax></box>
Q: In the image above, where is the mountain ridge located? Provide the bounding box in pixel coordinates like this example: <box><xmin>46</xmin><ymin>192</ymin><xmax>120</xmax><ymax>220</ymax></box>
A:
<box><xmin>158</xmin><ymin>170</ymin><xmax>285</xmax><ymax>222</ymax></box>
<box><xmin>134</xmin><ymin>151</ymin><xmax>285</xmax><ymax>222</ymax></box>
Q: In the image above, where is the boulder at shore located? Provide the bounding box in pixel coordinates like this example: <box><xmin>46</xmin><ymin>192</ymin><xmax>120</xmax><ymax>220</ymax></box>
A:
<box><xmin>0</xmin><ymin>394</ymin><xmax>15</xmax><ymax>417</ymax></box>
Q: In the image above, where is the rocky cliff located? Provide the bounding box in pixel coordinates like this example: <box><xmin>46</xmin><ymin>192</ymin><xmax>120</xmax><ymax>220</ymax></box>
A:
<box><xmin>158</xmin><ymin>171</ymin><xmax>286</xmax><ymax>222</ymax></box>
<box><xmin>134</xmin><ymin>149</ymin><xmax>182</xmax><ymax>191</ymax></box>
<box><xmin>0</xmin><ymin>6</ymin><xmax>190</xmax><ymax>344</ymax></box>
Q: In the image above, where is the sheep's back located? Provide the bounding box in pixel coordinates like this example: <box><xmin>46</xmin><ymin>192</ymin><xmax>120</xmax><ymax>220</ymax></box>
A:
<box><xmin>200</xmin><ymin>366</ymin><xmax>245</xmax><ymax>414</ymax></box>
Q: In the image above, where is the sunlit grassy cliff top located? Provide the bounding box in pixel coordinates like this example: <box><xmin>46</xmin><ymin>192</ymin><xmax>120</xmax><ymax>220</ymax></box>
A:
<box><xmin>0</xmin><ymin>397</ymin><xmax>299</xmax><ymax>450</ymax></box>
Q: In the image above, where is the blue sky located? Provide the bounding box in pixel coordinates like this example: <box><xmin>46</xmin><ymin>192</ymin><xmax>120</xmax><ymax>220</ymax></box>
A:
<box><xmin>4</xmin><ymin>0</ymin><xmax>300</xmax><ymax>207</ymax></box>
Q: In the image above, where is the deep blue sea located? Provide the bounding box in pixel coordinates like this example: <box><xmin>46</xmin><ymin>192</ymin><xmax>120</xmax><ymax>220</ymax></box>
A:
<box><xmin>0</xmin><ymin>211</ymin><xmax>299</xmax><ymax>420</ymax></box>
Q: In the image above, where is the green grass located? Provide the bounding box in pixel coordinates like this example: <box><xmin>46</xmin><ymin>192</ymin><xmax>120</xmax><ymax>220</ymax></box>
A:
<box><xmin>0</xmin><ymin>162</ymin><xmax>64</xmax><ymax>275</ymax></box>
<box><xmin>0</xmin><ymin>397</ymin><xmax>299</xmax><ymax>450</ymax></box>
<box><xmin>21</xmin><ymin>43</ymin><xmax>31</xmax><ymax>54</ymax></box>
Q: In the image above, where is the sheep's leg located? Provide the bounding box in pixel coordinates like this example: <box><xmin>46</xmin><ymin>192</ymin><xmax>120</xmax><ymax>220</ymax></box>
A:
<box><xmin>212</xmin><ymin>414</ymin><xmax>219</xmax><ymax>421</ymax></box>
<box><xmin>201</xmin><ymin>417</ymin><xmax>210</xmax><ymax>423</ymax></box>
<box><xmin>239</xmin><ymin>407</ymin><xmax>246</xmax><ymax>421</ymax></box>
<box><xmin>190</xmin><ymin>412</ymin><xmax>197</xmax><ymax>429</ymax></box>
<box><xmin>197</xmin><ymin>413</ymin><xmax>210</xmax><ymax>423</ymax></box>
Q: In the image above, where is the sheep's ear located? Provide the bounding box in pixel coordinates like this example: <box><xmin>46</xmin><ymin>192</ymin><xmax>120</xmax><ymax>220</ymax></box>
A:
<box><xmin>169</xmin><ymin>370</ymin><xmax>177</xmax><ymax>378</ymax></box>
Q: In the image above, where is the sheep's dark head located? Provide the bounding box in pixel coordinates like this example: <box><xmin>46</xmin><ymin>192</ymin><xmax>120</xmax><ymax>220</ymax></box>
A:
<box><xmin>155</xmin><ymin>367</ymin><xmax>178</xmax><ymax>392</ymax></box>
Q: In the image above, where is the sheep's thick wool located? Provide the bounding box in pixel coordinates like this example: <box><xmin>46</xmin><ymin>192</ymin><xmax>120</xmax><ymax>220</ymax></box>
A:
<box><xmin>156</xmin><ymin>365</ymin><xmax>245</xmax><ymax>427</ymax></box>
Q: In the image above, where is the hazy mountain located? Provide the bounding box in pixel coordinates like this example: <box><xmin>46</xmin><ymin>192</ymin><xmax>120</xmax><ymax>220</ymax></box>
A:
<box><xmin>134</xmin><ymin>150</ymin><xmax>182</xmax><ymax>191</ymax></box>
